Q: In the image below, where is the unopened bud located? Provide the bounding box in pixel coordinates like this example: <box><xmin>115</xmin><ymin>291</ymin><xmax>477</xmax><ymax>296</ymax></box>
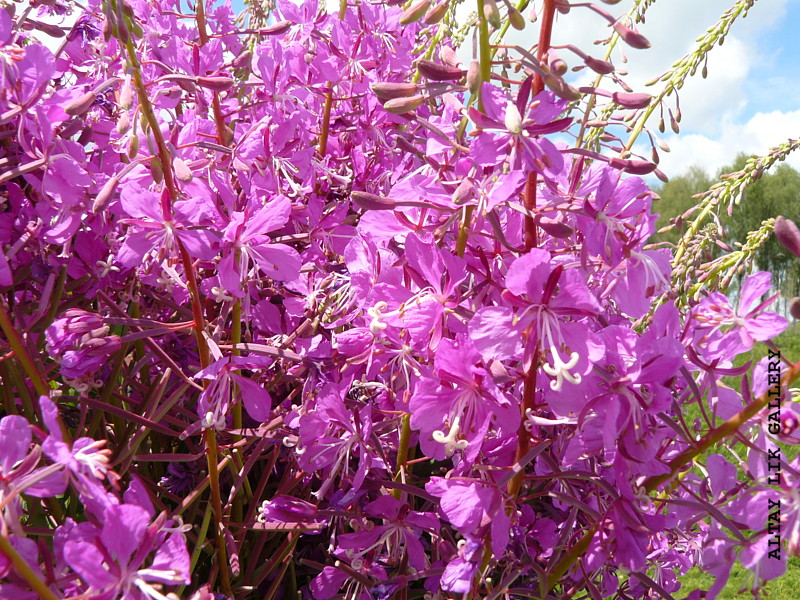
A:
<box><xmin>613</xmin><ymin>22</ymin><xmax>651</xmax><ymax>49</ymax></box>
<box><xmin>584</xmin><ymin>56</ymin><xmax>615</xmax><ymax>75</ymax></box>
<box><xmin>232</xmin><ymin>50</ymin><xmax>252</xmax><ymax>70</ymax></box>
<box><xmin>424</xmin><ymin>0</ymin><xmax>448</xmax><ymax>24</ymax></box>
<box><xmin>92</xmin><ymin>176</ymin><xmax>120</xmax><ymax>213</ymax></box>
<box><xmin>789</xmin><ymin>297</ymin><xmax>800</xmax><ymax>320</ymax></box>
<box><xmin>548</xmin><ymin>53</ymin><xmax>567</xmax><ymax>76</ymax></box>
<box><xmin>451</xmin><ymin>180</ymin><xmax>473</xmax><ymax>205</ymax></box>
<box><xmin>657</xmin><ymin>138</ymin><xmax>670</xmax><ymax>152</ymax></box>
<box><xmin>150</xmin><ymin>156</ymin><xmax>163</xmax><ymax>184</ymax></box>
<box><xmin>174</xmin><ymin>157</ymin><xmax>192</xmax><ymax>182</ymax></box>
<box><xmin>504</xmin><ymin>102</ymin><xmax>522</xmax><ymax>134</ymax></box>
<box><xmin>417</xmin><ymin>59</ymin><xmax>465</xmax><ymax>81</ymax></box>
<box><xmin>467</xmin><ymin>60</ymin><xmax>481</xmax><ymax>94</ymax></box>
<box><xmin>116</xmin><ymin>111</ymin><xmax>130</xmax><ymax>135</ymax></box>
<box><xmin>535</xmin><ymin>215</ymin><xmax>573</xmax><ymax>238</ymax></box>
<box><xmin>196</xmin><ymin>76</ymin><xmax>235</xmax><ymax>92</ymax></box>
<box><xmin>508</xmin><ymin>5</ymin><xmax>525</xmax><ymax>30</ymax></box>
<box><xmin>439</xmin><ymin>45</ymin><xmax>460</xmax><ymax>68</ymax></box>
<box><xmin>127</xmin><ymin>134</ymin><xmax>139</xmax><ymax>159</ymax></box>
<box><xmin>102</xmin><ymin>16</ymin><xmax>113</xmax><ymax>41</ymax></box>
<box><xmin>383</xmin><ymin>95</ymin><xmax>425</xmax><ymax>114</ymax></box>
<box><xmin>607</xmin><ymin>157</ymin><xmax>657</xmax><ymax>175</ymax></box>
<box><xmin>351</xmin><ymin>191</ymin><xmax>396</xmax><ymax>210</ymax></box>
<box><xmin>670</xmin><ymin>113</ymin><xmax>679</xmax><ymax>134</ymax></box>
<box><xmin>612</xmin><ymin>92</ymin><xmax>651</xmax><ymax>109</ymax></box>
<box><xmin>555</xmin><ymin>0</ymin><xmax>570</xmax><ymax>13</ymax></box>
<box><xmin>774</xmin><ymin>216</ymin><xmax>800</xmax><ymax>258</ymax></box>
<box><xmin>483</xmin><ymin>0</ymin><xmax>501</xmax><ymax>28</ymax></box>
<box><xmin>371</xmin><ymin>82</ymin><xmax>420</xmax><ymax>100</ymax></box>
<box><xmin>65</xmin><ymin>91</ymin><xmax>96</xmax><ymax>117</ymax></box>
<box><xmin>119</xmin><ymin>80</ymin><xmax>134</xmax><ymax>109</ymax></box>
<box><xmin>544</xmin><ymin>75</ymin><xmax>582</xmax><ymax>101</ymax></box>
<box><xmin>399</xmin><ymin>0</ymin><xmax>431</xmax><ymax>24</ymax></box>
<box><xmin>34</xmin><ymin>21</ymin><xmax>65</xmax><ymax>37</ymax></box>
<box><xmin>260</xmin><ymin>20</ymin><xmax>292</xmax><ymax>35</ymax></box>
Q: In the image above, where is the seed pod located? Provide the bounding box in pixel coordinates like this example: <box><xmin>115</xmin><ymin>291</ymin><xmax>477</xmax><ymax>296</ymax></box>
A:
<box><xmin>417</xmin><ymin>59</ymin><xmax>465</xmax><ymax>81</ymax></box>
<box><xmin>399</xmin><ymin>0</ymin><xmax>431</xmax><ymax>24</ymax></box>
<box><xmin>613</xmin><ymin>22</ymin><xmax>651</xmax><ymax>49</ymax></box>
<box><xmin>260</xmin><ymin>20</ymin><xmax>292</xmax><ymax>35</ymax></box>
<box><xmin>174</xmin><ymin>157</ymin><xmax>193</xmax><ymax>182</ymax></box>
<box><xmin>65</xmin><ymin>91</ymin><xmax>96</xmax><ymax>117</ymax></box>
<box><xmin>467</xmin><ymin>60</ymin><xmax>481</xmax><ymax>94</ymax></box>
<box><xmin>424</xmin><ymin>1</ymin><xmax>448</xmax><ymax>24</ymax></box>
<box><xmin>483</xmin><ymin>0</ymin><xmax>501</xmax><ymax>28</ymax></box>
<box><xmin>196</xmin><ymin>76</ymin><xmax>235</xmax><ymax>92</ymax></box>
<box><xmin>93</xmin><ymin>176</ymin><xmax>120</xmax><ymax>213</ymax></box>
<box><xmin>774</xmin><ymin>216</ymin><xmax>800</xmax><ymax>258</ymax></box>
<box><xmin>351</xmin><ymin>191</ymin><xmax>396</xmax><ymax>210</ymax></box>
<box><xmin>371</xmin><ymin>82</ymin><xmax>420</xmax><ymax>100</ymax></box>
<box><xmin>116</xmin><ymin>111</ymin><xmax>130</xmax><ymax>135</ymax></box>
<box><xmin>611</xmin><ymin>92</ymin><xmax>652</xmax><ymax>109</ymax></box>
<box><xmin>508</xmin><ymin>5</ymin><xmax>525</xmax><ymax>30</ymax></box>
<box><xmin>383</xmin><ymin>95</ymin><xmax>425</xmax><ymax>114</ymax></box>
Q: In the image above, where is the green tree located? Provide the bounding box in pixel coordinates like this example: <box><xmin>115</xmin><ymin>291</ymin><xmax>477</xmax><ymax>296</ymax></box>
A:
<box><xmin>651</xmin><ymin>166</ymin><xmax>713</xmax><ymax>246</ymax></box>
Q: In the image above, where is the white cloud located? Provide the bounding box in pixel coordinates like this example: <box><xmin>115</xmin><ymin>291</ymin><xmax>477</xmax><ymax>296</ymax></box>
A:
<box><xmin>656</xmin><ymin>108</ymin><xmax>800</xmax><ymax>177</ymax></box>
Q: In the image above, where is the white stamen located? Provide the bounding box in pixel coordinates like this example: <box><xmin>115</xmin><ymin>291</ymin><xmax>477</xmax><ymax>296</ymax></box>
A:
<box><xmin>367</xmin><ymin>301</ymin><xmax>389</xmax><ymax>335</ymax></box>
<box><xmin>432</xmin><ymin>416</ymin><xmax>469</xmax><ymax>457</ymax></box>
<box><xmin>542</xmin><ymin>347</ymin><xmax>581</xmax><ymax>391</ymax></box>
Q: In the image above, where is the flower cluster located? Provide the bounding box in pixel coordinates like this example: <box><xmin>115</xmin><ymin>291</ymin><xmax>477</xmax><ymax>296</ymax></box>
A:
<box><xmin>0</xmin><ymin>0</ymin><xmax>796</xmax><ymax>598</ymax></box>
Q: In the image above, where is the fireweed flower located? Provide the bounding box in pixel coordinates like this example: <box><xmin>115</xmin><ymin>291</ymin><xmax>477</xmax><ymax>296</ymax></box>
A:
<box><xmin>45</xmin><ymin>308</ymin><xmax>122</xmax><ymax>386</ymax></box>
<box><xmin>470</xmin><ymin>249</ymin><xmax>602</xmax><ymax>392</ymax></box>
<box><xmin>687</xmin><ymin>272</ymin><xmax>788</xmax><ymax>362</ymax></box>
<box><xmin>60</xmin><ymin>502</ymin><xmax>191</xmax><ymax>600</ymax></box>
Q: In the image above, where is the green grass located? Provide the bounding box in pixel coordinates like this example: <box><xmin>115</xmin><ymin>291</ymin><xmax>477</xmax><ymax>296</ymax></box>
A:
<box><xmin>673</xmin><ymin>323</ymin><xmax>800</xmax><ymax>598</ymax></box>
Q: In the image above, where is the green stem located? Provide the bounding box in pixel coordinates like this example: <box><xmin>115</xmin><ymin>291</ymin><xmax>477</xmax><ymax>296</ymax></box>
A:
<box><xmin>0</xmin><ymin>535</ymin><xmax>59</xmax><ymax>600</ymax></box>
<box><xmin>476</xmin><ymin>0</ymin><xmax>491</xmax><ymax>111</ymax></box>
<box><xmin>0</xmin><ymin>300</ymin><xmax>49</xmax><ymax>398</ymax></box>
<box><xmin>393</xmin><ymin>413</ymin><xmax>412</xmax><ymax>500</ymax></box>
<box><xmin>205</xmin><ymin>428</ymin><xmax>233</xmax><ymax>597</ymax></box>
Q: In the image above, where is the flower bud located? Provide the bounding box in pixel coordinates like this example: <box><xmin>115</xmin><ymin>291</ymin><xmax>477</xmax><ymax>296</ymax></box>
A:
<box><xmin>65</xmin><ymin>91</ymin><xmax>96</xmax><ymax>117</ymax></box>
<box><xmin>424</xmin><ymin>0</ymin><xmax>448</xmax><ymax>24</ymax></box>
<box><xmin>399</xmin><ymin>0</ymin><xmax>431</xmax><ymax>24</ymax></box>
<box><xmin>483</xmin><ymin>0</ymin><xmax>501</xmax><ymax>28</ymax></box>
<box><xmin>351</xmin><ymin>191</ymin><xmax>396</xmax><ymax>210</ymax></box>
<box><xmin>613</xmin><ymin>22</ymin><xmax>651</xmax><ymax>49</ymax></box>
<box><xmin>417</xmin><ymin>59</ymin><xmax>465</xmax><ymax>81</ymax></box>
<box><xmin>116</xmin><ymin>111</ymin><xmax>130</xmax><ymax>135</ymax></box>
<box><xmin>260</xmin><ymin>20</ymin><xmax>292</xmax><ymax>35</ymax></box>
<box><xmin>119</xmin><ymin>79</ymin><xmax>134</xmax><ymax>109</ymax></box>
<box><xmin>34</xmin><ymin>21</ymin><xmax>65</xmax><ymax>37</ymax></box>
<box><xmin>611</xmin><ymin>92</ymin><xmax>651</xmax><ymax>109</ymax></box>
<box><xmin>451</xmin><ymin>180</ymin><xmax>474</xmax><ymax>205</ymax></box>
<box><xmin>535</xmin><ymin>215</ymin><xmax>573</xmax><ymax>238</ymax></box>
<box><xmin>93</xmin><ymin>176</ymin><xmax>120</xmax><ymax>213</ymax></box>
<box><xmin>584</xmin><ymin>56</ymin><xmax>615</xmax><ymax>75</ymax></box>
<box><xmin>231</xmin><ymin>49</ymin><xmax>252</xmax><ymax>70</ymax></box>
<box><xmin>508</xmin><ymin>5</ymin><xmax>525</xmax><ymax>30</ymax></box>
<box><xmin>789</xmin><ymin>297</ymin><xmax>800</xmax><ymax>320</ymax></box>
<box><xmin>439</xmin><ymin>45</ymin><xmax>460</xmax><ymax>68</ymax></box>
<box><xmin>127</xmin><ymin>135</ymin><xmax>139</xmax><ymax>159</ymax></box>
<box><xmin>370</xmin><ymin>82</ymin><xmax>420</xmax><ymax>100</ymax></box>
<box><xmin>774</xmin><ymin>216</ymin><xmax>800</xmax><ymax>258</ymax></box>
<box><xmin>548</xmin><ymin>53</ymin><xmax>567</xmax><ymax>76</ymax></box>
<box><xmin>467</xmin><ymin>60</ymin><xmax>481</xmax><ymax>94</ymax></box>
<box><xmin>544</xmin><ymin>75</ymin><xmax>582</xmax><ymax>101</ymax></box>
<box><xmin>174</xmin><ymin>157</ymin><xmax>193</xmax><ymax>182</ymax></box>
<box><xmin>607</xmin><ymin>157</ymin><xmax>657</xmax><ymax>175</ymax></box>
<box><xmin>151</xmin><ymin>156</ymin><xmax>163</xmax><ymax>183</ymax></box>
<box><xmin>196</xmin><ymin>76</ymin><xmax>235</xmax><ymax>92</ymax></box>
